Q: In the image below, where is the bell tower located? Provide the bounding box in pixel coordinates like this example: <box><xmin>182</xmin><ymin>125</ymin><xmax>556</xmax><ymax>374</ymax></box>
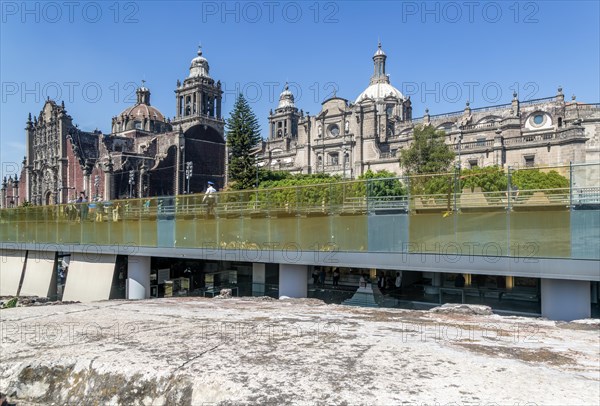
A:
<box><xmin>172</xmin><ymin>45</ymin><xmax>224</xmax><ymax>133</ymax></box>
<box><xmin>268</xmin><ymin>83</ymin><xmax>300</xmax><ymax>142</ymax></box>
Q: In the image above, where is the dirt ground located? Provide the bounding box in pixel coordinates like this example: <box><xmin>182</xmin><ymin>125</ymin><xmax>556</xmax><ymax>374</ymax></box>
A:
<box><xmin>0</xmin><ymin>297</ymin><xmax>598</xmax><ymax>405</ymax></box>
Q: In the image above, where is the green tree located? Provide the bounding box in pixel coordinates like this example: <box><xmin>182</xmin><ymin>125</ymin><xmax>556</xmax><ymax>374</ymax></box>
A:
<box><xmin>226</xmin><ymin>94</ymin><xmax>262</xmax><ymax>190</ymax></box>
<box><xmin>399</xmin><ymin>125</ymin><xmax>455</xmax><ymax>175</ymax></box>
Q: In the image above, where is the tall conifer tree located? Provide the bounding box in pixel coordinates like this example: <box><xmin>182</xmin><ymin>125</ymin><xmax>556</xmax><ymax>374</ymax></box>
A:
<box><xmin>226</xmin><ymin>94</ymin><xmax>262</xmax><ymax>189</ymax></box>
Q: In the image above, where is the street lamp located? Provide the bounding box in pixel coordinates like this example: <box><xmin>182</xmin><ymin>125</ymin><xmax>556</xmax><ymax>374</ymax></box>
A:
<box><xmin>185</xmin><ymin>161</ymin><xmax>193</xmax><ymax>194</ymax></box>
<box><xmin>128</xmin><ymin>170</ymin><xmax>135</xmax><ymax>198</ymax></box>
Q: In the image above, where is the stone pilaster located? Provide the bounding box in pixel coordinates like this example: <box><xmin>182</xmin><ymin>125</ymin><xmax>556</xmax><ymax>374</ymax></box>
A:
<box><xmin>103</xmin><ymin>157</ymin><xmax>114</xmax><ymax>201</ymax></box>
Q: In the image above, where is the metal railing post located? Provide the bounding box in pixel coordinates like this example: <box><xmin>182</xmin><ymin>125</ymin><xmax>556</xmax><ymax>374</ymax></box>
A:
<box><xmin>507</xmin><ymin>166</ymin><xmax>512</xmax><ymax>211</ymax></box>
<box><xmin>453</xmin><ymin>165</ymin><xmax>458</xmax><ymax>212</ymax></box>
<box><xmin>569</xmin><ymin>161</ymin><xmax>573</xmax><ymax>208</ymax></box>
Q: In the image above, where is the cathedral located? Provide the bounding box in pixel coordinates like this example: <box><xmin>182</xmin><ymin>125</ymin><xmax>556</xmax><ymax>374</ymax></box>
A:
<box><xmin>2</xmin><ymin>42</ymin><xmax>599</xmax><ymax>208</ymax></box>
<box><xmin>1</xmin><ymin>47</ymin><xmax>226</xmax><ymax>207</ymax></box>
<box><xmin>257</xmin><ymin>42</ymin><xmax>600</xmax><ymax>177</ymax></box>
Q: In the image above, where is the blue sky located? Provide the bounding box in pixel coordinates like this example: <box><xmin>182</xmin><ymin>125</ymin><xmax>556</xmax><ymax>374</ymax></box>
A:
<box><xmin>1</xmin><ymin>1</ymin><xmax>599</xmax><ymax>176</ymax></box>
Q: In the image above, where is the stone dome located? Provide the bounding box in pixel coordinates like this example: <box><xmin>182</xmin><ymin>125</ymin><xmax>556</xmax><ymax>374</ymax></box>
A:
<box><xmin>119</xmin><ymin>103</ymin><xmax>165</xmax><ymax>122</ymax></box>
<box><xmin>355</xmin><ymin>82</ymin><xmax>404</xmax><ymax>104</ymax></box>
<box><xmin>189</xmin><ymin>46</ymin><xmax>210</xmax><ymax>78</ymax></box>
<box><xmin>277</xmin><ymin>83</ymin><xmax>295</xmax><ymax>109</ymax></box>
<box><xmin>117</xmin><ymin>85</ymin><xmax>165</xmax><ymax>122</ymax></box>
<box><xmin>355</xmin><ymin>41</ymin><xmax>403</xmax><ymax>104</ymax></box>
<box><xmin>112</xmin><ymin>84</ymin><xmax>169</xmax><ymax>134</ymax></box>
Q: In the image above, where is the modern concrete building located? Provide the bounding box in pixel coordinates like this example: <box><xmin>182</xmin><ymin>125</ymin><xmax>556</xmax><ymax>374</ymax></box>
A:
<box><xmin>1</xmin><ymin>162</ymin><xmax>598</xmax><ymax>321</ymax></box>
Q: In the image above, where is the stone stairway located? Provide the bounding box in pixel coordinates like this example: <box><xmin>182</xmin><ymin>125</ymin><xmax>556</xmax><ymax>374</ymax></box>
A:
<box><xmin>342</xmin><ymin>284</ymin><xmax>379</xmax><ymax>307</ymax></box>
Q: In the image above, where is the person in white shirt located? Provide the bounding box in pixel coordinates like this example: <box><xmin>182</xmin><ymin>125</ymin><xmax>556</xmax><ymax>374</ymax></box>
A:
<box><xmin>395</xmin><ymin>271</ymin><xmax>403</xmax><ymax>290</ymax></box>
<box><xmin>203</xmin><ymin>181</ymin><xmax>217</xmax><ymax>215</ymax></box>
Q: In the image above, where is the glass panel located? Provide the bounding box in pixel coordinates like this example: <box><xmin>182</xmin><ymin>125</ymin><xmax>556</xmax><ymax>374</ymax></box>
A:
<box><xmin>571</xmin><ymin>209</ymin><xmax>600</xmax><ymax>260</ymax></box>
<box><xmin>331</xmin><ymin>214</ymin><xmax>367</xmax><ymax>251</ymax></box>
<box><xmin>0</xmin><ymin>162</ymin><xmax>597</xmax><ymax>262</ymax></box>
<box><xmin>368</xmin><ymin>213</ymin><xmax>409</xmax><ymax>252</ymax></box>
<box><xmin>509</xmin><ymin>210</ymin><xmax>570</xmax><ymax>258</ymax></box>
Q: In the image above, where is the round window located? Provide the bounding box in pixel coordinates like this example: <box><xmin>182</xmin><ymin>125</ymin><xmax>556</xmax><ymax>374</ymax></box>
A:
<box><xmin>533</xmin><ymin>114</ymin><xmax>544</xmax><ymax>125</ymax></box>
<box><xmin>328</xmin><ymin>124</ymin><xmax>340</xmax><ymax>137</ymax></box>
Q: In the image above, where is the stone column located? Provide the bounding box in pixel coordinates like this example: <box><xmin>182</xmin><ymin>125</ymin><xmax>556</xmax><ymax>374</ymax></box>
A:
<box><xmin>12</xmin><ymin>179</ymin><xmax>19</xmax><ymax>206</ymax></box>
<box><xmin>103</xmin><ymin>158</ymin><xmax>114</xmax><ymax>201</ymax></box>
<box><xmin>175</xmin><ymin>131</ymin><xmax>183</xmax><ymax>195</ymax></box>
<box><xmin>138</xmin><ymin>165</ymin><xmax>146</xmax><ymax>198</ymax></box>
<box><xmin>354</xmin><ymin>111</ymin><xmax>363</xmax><ymax>177</ymax></box>
<box><xmin>493</xmin><ymin>129</ymin><xmax>504</xmax><ymax>167</ymax></box>
<box><xmin>0</xmin><ymin>180</ymin><xmax>6</xmax><ymax>208</ymax></box>
<box><xmin>83</xmin><ymin>163</ymin><xmax>91</xmax><ymax>197</ymax></box>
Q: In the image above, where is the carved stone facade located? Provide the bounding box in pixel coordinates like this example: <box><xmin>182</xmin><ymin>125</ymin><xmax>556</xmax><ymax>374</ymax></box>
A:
<box><xmin>1</xmin><ymin>47</ymin><xmax>226</xmax><ymax>207</ymax></box>
<box><xmin>258</xmin><ymin>43</ymin><xmax>600</xmax><ymax>177</ymax></box>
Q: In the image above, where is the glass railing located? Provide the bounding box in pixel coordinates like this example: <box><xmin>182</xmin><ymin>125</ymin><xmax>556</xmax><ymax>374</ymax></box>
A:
<box><xmin>0</xmin><ymin>162</ymin><xmax>598</xmax><ymax>260</ymax></box>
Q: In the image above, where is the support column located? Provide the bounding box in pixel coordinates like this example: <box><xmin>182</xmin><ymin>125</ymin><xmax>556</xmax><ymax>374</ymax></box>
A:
<box><xmin>127</xmin><ymin>256</ymin><xmax>151</xmax><ymax>299</ymax></box>
<box><xmin>424</xmin><ymin>272</ymin><xmax>441</xmax><ymax>295</ymax></box>
<box><xmin>252</xmin><ymin>263</ymin><xmax>265</xmax><ymax>296</ymax></box>
<box><xmin>138</xmin><ymin>165</ymin><xmax>146</xmax><ymax>198</ymax></box>
<box><xmin>0</xmin><ymin>182</ymin><xmax>6</xmax><ymax>209</ymax></box>
<box><xmin>175</xmin><ymin>130</ymin><xmax>183</xmax><ymax>195</ymax></box>
<box><xmin>0</xmin><ymin>249</ymin><xmax>27</xmax><ymax>296</ymax></box>
<box><xmin>278</xmin><ymin>264</ymin><xmax>308</xmax><ymax>298</ymax></box>
<box><xmin>541</xmin><ymin>278</ymin><xmax>590</xmax><ymax>321</ymax></box>
<box><xmin>103</xmin><ymin>172</ymin><xmax>113</xmax><ymax>201</ymax></box>
<box><xmin>12</xmin><ymin>180</ymin><xmax>19</xmax><ymax>206</ymax></box>
<box><xmin>103</xmin><ymin>158</ymin><xmax>114</xmax><ymax>201</ymax></box>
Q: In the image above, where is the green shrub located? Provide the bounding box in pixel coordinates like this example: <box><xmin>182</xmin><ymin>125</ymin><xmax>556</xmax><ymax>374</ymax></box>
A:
<box><xmin>461</xmin><ymin>166</ymin><xmax>508</xmax><ymax>193</ymax></box>
<box><xmin>356</xmin><ymin>170</ymin><xmax>406</xmax><ymax>198</ymax></box>
<box><xmin>253</xmin><ymin>173</ymin><xmax>341</xmax><ymax>207</ymax></box>
<box><xmin>4</xmin><ymin>297</ymin><xmax>18</xmax><ymax>308</ymax></box>
<box><xmin>512</xmin><ymin>169</ymin><xmax>569</xmax><ymax>194</ymax></box>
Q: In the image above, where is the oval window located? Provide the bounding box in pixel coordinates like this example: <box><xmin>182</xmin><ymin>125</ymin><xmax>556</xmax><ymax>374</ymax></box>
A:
<box><xmin>533</xmin><ymin>114</ymin><xmax>544</xmax><ymax>125</ymax></box>
<box><xmin>328</xmin><ymin>124</ymin><xmax>340</xmax><ymax>137</ymax></box>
